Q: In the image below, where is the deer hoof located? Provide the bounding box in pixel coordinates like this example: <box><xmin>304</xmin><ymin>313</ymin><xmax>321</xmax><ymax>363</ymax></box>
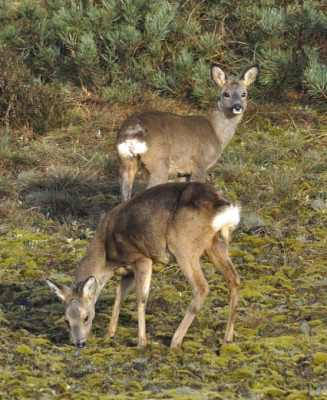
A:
<box><xmin>104</xmin><ymin>334</ymin><xmax>115</xmax><ymax>342</ymax></box>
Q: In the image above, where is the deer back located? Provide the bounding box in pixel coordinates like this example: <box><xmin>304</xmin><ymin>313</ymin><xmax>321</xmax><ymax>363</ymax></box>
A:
<box><xmin>105</xmin><ymin>182</ymin><xmax>238</xmax><ymax>265</ymax></box>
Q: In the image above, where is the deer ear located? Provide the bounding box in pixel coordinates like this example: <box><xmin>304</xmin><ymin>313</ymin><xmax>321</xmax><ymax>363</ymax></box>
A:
<box><xmin>46</xmin><ymin>278</ymin><xmax>70</xmax><ymax>302</ymax></box>
<box><xmin>211</xmin><ymin>64</ymin><xmax>228</xmax><ymax>88</ymax></box>
<box><xmin>241</xmin><ymin>65</ymin><xmax>259</xmax><ymax>87</ymax></box>
<box><xmin>82</xmin><ymin>276</ymin><xmax>98</xmax><ymax>299</ymax></box>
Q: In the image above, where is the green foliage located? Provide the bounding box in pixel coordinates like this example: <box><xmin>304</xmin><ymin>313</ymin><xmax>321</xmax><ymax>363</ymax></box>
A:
<box><xmin>0</xmin><ymin>0</ymin><xmax>326</xmax><ymax>105</ymax></box>
<box><xmin>235</xmin><ymin>0</ymin><xmax>327</xmax><ymax>98</ymax></box>
<box><xmin>302</xmin><ymin>48</ymin><xmax>327</xmax><ymax>103</ymax></box>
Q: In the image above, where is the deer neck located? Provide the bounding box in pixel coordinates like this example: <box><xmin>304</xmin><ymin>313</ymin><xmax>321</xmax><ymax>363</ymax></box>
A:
<box><xmin>71</xmin><ymin>219</ymin><xmax>115</xmax><ymax>301</ymax></box>
<box><xmin>206</xmin><ymin>108</ymin><xmax>243</xmax><ymax>151</ymax></box>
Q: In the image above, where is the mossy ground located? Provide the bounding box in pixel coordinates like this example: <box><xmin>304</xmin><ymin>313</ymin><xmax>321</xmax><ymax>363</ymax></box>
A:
<box><xmin>0</xmin><ymin>99</ymin><xmax>327</xmax><ymax>399</ymax></box>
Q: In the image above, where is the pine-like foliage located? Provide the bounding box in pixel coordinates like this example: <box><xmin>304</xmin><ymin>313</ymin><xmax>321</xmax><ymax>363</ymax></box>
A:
<box><xmin>0</xmin><ymin>0</ymin><xmax>326</xmax><ymax>108</ymax></box>
<box><xmin>302</xmin><ymin>49</ymin><xmax>327</xmax><ymax>103</ymax></box>
<box><xmin>234</xmin><ymin>0</ymin><xmax>327</xmax><ymax>98</ymax></box>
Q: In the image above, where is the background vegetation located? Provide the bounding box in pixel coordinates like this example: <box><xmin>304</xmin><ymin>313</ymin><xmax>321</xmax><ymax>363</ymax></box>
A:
<box><xmin>0</xmin><ymin>0</ymin><xmax>327</xmax><ymax>399</ymax></box>
<box><xmin>0</xmin><ymin>0</ymin><xmax>327</xmax><ymax>131</ymax></box>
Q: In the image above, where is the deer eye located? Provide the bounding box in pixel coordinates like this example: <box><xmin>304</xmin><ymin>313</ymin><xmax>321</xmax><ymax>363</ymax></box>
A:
<box><xmin>241</xmin><ymin>92</ymin><xmax>246</xmax><ymax>97</ymax></box>
<box><xmin>64</xmin><ymin>319</ymin><xmax>70</xmax><ymax>326</ymax></box>
<box><xmin>223</xmin><ymin>92</ymin><xmax>230</xmax><ymax>98</ymax></box>
<box><xmin>84</xmin><ymin>316</ymin><xmax>89</xmax><ymax>323</ymax></box>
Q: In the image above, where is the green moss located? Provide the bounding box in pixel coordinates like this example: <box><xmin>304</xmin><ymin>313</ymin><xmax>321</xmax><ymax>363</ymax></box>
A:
<box><xmin>267</xmin><ymin>208</ymin><xmax>281</xmax><ymax>219</ymax></box>
<box><xmin>182</xmin><ymin>340</ymin><xmax>204</xmax><ymax>351</ymax></box>
<box><xmin>242</xmin><ymin>235</ymin><xmax>266</xmax><ymax>247</ymax></box>
<box><xmin>203</xmin><ymin>352</ymin><xmax>228</xmax><ymax>367</ymax></box>
<box><xmin>284</xmin><ymin>391</ymin><xmax>310</xmax><ymax>400</ymax></box>
<box><xmin>312</xmin><ymin>366</ymin><xmax>324</xmax><ymax>375</ymax></box>
<box><xmin>239</xmin><ymin>288</ymin><xmax>264</xmax><ymax>301</ymax></box>
<box><xmin>312</xmin><ymin>352</ymin><xmax>327</xmax><ymax>365</ymax></box>
<box><xmin>274</xmin><ymin>271</ymin><xmax>288</xmax><ymax>280</ymax></box>
<box><xmin>271</xmin><ymin>315</ymin><xmax>287</xmax><ymax>323</ymax></box>
<box><xmin>92</xmin><ymin>356</ymin><xmax>103</xmax><ymax>366</ymax></box>
<box><xmin>252</xmin><ymin>248</ymin><xmax>262</xmax><ymax>254</ymax></box>
<box><xmin>289</xmin><ymin>354</ymin><xmax>306</xmax><ymax>363</ymax></box>
<box><xmin>231</xmin><ymin>366</ymin><xmax>253</xmax><ymax>379</ymax></box>
<box><xmin>15</xmin><ymin>344</ymin><xmax>32</xmax><ymax>355</ymax></box>
<box><xmin>255</xmin><ymin>386</ymin><xmax>286</xmax><ymax>398</ymax></box>
<box><xmin>307</xmin><ymin>319</ymin><xmax>324</xmax><ymax>326</ymax></box>
<box><xmin>161</xmin><ymin>365</ymin><xmax>173</xmax><ymax>378</ymax></box>
<box><xmin>128</xmin><ymin>381</ymin><xmax>143</xmax><ymax>392</ymax></box>
<box><xmin>4</xmin><ymin>257</ymin><xmax>20</xmax><ymax>267</ymax></box>
<box><xmin>20</xmin><ymin>268</ymin><xmax>41</xmax><ymax>278</ymax></box>
<box><xmin>265</xmin><ymin>336</ymin><xmax>294</xmax><ymax>350</ymax></box>
<box><xmin>279</xmin><ymin>266</ymin><xmax>298</xmax><ymax>278</ymax></box>
<box><xmin>229</xmin><ymin>249</ymin><xmax>246</xmax><ymax>257</ymax></box>
<box><xmin>244</xmin><ymin>254</ymin><xmax>256</xmax><ymax>262</ymax></box>
<box><xmin>9</xmin><ymin>388</ymin><xmax>27</xmax><ymax>397</ymax></box>
<box><xmin>240</xmin><ymin>341</ymin><xmax>262</xmax><ymax>354</ymax></box>
<box><xmin>220</xmin><ymin>343</ymin><xmax>241</xmax><ymax>355</ymax></box>
<box><xmin>91</xmin><ymin>194</ymin><xmax>106</xmax><ymax>202</ymax></box>
<box><xmin>154</xmin><ymin>265</ymin><xmax>165</xmax><ymax>273</ymax></box>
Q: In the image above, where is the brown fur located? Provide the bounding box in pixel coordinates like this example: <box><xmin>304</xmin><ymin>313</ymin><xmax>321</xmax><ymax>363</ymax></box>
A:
<box><xmin>46</xmin><ymin>182</ymin><xmax>241</xmax><ymax>348</ymax></box>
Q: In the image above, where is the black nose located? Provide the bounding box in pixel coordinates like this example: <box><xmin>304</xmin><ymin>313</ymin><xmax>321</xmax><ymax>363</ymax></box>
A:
<box><xmin>76</xmin><ymin>341</ymin><xmax>86</xmax><ymax>348</ymax></box>
<box><xmin>232</xmin><ymin>104</ymin><xmax>242</xmax><ymax>112</ymax></box>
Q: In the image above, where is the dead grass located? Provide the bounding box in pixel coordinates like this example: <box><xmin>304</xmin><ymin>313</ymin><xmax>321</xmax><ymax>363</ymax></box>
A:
<box><xmin>242</xmin><ymin>101</ymin><xmax>326</xmax><ymax>131</ymax></box>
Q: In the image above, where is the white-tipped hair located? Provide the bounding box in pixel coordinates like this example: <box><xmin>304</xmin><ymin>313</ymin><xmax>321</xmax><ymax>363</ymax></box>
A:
<box><xmin>117</xmin><ymin>139</ymin><xmax>148</xmax><ymax>158</ymax></box>
<box><xmin>211</xmin><ymin>203</ymin><xmax>241</xmax><ymax>232</ymax></box>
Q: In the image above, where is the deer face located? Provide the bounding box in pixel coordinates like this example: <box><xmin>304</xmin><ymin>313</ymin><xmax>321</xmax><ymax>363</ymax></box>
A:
<box><xmin>219</xmin><ymin>80</ymin><xmax>248</xmax><ymax>116</ymax></box>
<box><xmin>46</xmin><ymin>276</ymin><xmax>97</xmax><ymax>347</ymax></box>
<box><xmin>64</xmin><ymin>297</ymin><xmax>95</xmax><ymax>347</ymax></box>
<box><xmin>211</xmin><ymin>64</ymin><xmax>259</xmax><ymax>117</ymax></box>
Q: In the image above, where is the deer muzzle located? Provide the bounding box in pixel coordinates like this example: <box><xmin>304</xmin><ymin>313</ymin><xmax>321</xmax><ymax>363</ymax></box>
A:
<box><xmin>75</xmin><ymin>340</ymin><xmax>86</xmax><ymax>348</ymax></box>
<box><xmin>231</xmin><ymin>104</ymin><xmax>243</xmax><ymax>114</ymax></box>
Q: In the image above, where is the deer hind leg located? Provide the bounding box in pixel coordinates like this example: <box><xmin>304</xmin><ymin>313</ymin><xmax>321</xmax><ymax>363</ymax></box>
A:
<box><xmin>205</xmin><ymin>233</ymin><xmax>240</xmax><ymax>344</ymax></box>
<box><xmin>133</xmin><ymin>257</ymin><xmax>153</xmax><ymax>347</ymax></box>
<box><xmin>170</xmin><ymin>253</ymin><xmax>209</xmax><ymax>348</ymax></box>
<box><xmin>119</xmin><ymin>156</ymin><xmax>138</xmax><ymax>202</ymax></box>
<box><xmin>105</xmin><ymin>274</ymin><xmax>135</xmax><ymax>341</ymax></box>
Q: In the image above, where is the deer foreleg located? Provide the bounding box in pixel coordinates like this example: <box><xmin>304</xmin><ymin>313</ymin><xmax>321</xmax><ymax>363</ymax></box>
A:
<box><xmin>134</xmin><ymin>257</ymin><xmax>153</xmax><ymax>347</ymax></box>
<box><xmin>190</xmin><ymin>166</ymin><xmax>207</xmax><ymax>183</ymax></box>
<box><xmin>146</xmin><ymin>160</ymin><xmax>170</xmax><ymax>189</ymax></box>
<box><xmin>105</xmin><ymin>274</ymin><xmax>135</xmax><ymax>340</ymax></box>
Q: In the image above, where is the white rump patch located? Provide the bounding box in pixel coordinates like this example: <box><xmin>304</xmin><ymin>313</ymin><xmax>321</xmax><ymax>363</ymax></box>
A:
<box><xmin>211</xmin><ymin>203</ymin><xmax>241</xmax><ymax>232</ymax></box>
<box><xmin>117</xmin><ymin>139</ymin><xmax>148</xmax><ymax>158</ymax></box>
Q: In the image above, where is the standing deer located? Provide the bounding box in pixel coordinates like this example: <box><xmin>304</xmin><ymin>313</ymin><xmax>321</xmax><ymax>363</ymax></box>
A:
<box><xmin>46</xmin><ymin>182</ymin><xmax>241</xmax><ymax>349</ymax></box>
<box><xmin>117</xmin><ymin>64</ymin><xmax>259</xmax><ymax>201</ymax></box>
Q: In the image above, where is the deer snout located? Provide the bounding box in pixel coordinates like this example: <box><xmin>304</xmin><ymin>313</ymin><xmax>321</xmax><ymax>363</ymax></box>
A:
<box><xmin>75</xmin><ymin>340</ymin><xmax>86</xmax><ymax>348</ymax></box>
<box><xmin>231</xmin><ymin>104</ymin><xmax>243</xmax><ymax>114</ymax></box>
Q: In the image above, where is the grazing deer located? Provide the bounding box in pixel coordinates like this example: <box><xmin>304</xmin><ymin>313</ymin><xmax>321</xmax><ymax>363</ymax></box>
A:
<box><xmin>117</xmin><ymin>64</ymin><xmax>259</xmax><ymax>201</ymax></box>
<box><xmin>46</xmin><ymin>182</ymin><xmax>241</xmax><ymax>349</ymax></box>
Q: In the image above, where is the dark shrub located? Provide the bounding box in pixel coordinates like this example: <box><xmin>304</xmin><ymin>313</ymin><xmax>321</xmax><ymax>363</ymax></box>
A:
<box><xmin>0</xmin><ymin>47</ymin><xmax>71</xmax><ymax>134</ymax></box>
